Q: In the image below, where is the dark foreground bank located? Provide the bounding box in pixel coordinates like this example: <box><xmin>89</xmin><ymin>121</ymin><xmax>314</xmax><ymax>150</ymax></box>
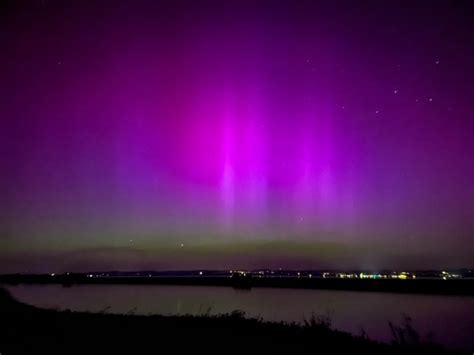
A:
<box><xmin>0</xmin><ymin>288</ymin><xmax>459</xmax><ymax>355</ymax></box>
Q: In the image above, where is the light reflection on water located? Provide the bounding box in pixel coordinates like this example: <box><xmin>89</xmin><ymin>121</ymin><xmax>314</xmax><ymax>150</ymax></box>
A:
<box><xmin>7</xmin><ymin>284</ymin><xmax>474</xmax><ymax>351</ymax></box>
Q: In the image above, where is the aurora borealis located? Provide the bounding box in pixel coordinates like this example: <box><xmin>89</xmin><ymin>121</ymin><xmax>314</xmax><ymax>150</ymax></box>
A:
<box><xmin>1</xmin><ymin>0</ymin><xmax>473</xmax><ymax>272</ymax></box>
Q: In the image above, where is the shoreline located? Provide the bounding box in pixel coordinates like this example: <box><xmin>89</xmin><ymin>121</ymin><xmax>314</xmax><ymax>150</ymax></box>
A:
<box><xmin>1</xmin><ymin>274</ymin><xmax>473</xmax><ymax>296</ymax></box>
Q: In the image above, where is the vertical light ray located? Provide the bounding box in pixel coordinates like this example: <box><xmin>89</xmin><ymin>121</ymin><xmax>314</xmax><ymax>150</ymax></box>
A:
<box><xmin>243</xmin><ymin>88</ymin><xmax>268</xmax><ymax>228</ymax></box>
<box><xmin>220</xmin><ymin>92</ymin><xmax>235</xmax><ymax>231</ymax></box>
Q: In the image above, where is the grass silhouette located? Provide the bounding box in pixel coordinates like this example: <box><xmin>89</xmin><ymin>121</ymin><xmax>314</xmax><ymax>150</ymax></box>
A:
<box><xmin>0</xmin><ymin>287</ymin><xmax>457</xmax><ymax>355</ymax></box>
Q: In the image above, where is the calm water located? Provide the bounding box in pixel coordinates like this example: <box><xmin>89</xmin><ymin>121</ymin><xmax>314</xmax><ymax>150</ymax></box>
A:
<box><xmin>7</xmin><ymin>284</ymin><xmax>474</xmax><ymax>351</ymax></box>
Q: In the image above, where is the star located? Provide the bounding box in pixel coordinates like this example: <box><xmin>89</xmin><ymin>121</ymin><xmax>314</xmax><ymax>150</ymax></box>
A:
<box><xmin>393</xmin><ymin>89</ymin><xmax>398</xmax><ymax>94</ymax></box>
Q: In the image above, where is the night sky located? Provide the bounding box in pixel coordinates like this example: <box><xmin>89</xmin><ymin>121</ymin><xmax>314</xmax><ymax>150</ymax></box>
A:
<box><xmin>1</xmin><ymin>0</ymin><xmax>473</xmax><ymax>272</ymax></box>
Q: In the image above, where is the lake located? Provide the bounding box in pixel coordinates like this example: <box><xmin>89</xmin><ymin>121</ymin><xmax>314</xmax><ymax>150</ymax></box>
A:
<box><xmin>7</xmin><ymin>284</ymin><xmax>474</xmax><ymax>352</ymax></box>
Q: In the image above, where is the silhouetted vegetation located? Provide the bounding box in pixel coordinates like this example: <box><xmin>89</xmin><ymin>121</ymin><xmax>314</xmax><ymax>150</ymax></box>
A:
<box><xmin>303</xmin><ymin>312</ymin><xmax>332</xmax><ymax>329</ymax></box>
<box><xmin>389</xmin><ymin>315</ymin><xmax>445</xmax><ymax>353</ymax></box>
<box><xmin>0</xmin><ymin>287</ymin><xmax>459</xmax><ymax>355</ymax></box>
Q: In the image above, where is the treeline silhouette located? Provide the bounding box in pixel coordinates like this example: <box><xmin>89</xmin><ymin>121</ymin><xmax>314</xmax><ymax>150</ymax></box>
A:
<box><xmin>1</xmin><ymin>273</ymin><xmax>473</xmax><ymax>295</ymax></box>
